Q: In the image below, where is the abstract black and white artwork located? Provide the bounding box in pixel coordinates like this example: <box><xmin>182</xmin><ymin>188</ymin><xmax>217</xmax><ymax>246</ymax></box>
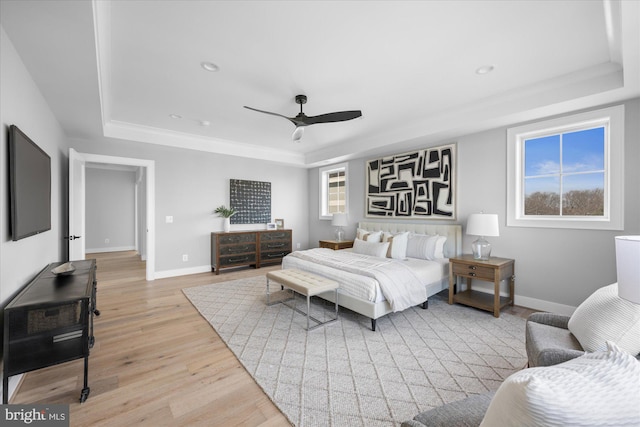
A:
<box><xmin>230</xmin><ymin>179</ymin><xmax>271</xmax><ymax>224</ymax></box>
<box><xmin>366</xmin><ymin>144</ymin><xmax>456</xmax><ymax>219</ymax></box>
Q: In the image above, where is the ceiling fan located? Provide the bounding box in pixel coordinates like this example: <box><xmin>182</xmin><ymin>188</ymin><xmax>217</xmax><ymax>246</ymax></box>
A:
<box><xmin>244</xmin><ymin>94</ymin><xmax>362</xmax><ymax>142</ymax></box>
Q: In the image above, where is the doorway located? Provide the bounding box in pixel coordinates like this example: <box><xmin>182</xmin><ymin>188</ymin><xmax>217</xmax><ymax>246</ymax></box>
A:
<box><xmin>69</xmin><ymin>149</ymin><xmax>155</xmax><ymax>280</ymax></box>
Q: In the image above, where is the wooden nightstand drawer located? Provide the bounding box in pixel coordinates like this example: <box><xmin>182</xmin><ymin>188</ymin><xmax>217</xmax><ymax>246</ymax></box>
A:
<box><xmin>452</xmin><ymin>263</ymin><xmax>495</xmax><ymax>280</ymax></box>
<box><xmin>319</xmin><ymin>240</ymin><xmax>354</xmax><ymax>250</ymax></box>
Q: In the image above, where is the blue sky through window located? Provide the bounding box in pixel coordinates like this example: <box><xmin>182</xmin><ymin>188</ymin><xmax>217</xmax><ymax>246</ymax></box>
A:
<box><xmin>524</xmin><ymin>126</ymin><xmax>605</xmax><ymax>196</ymax></box>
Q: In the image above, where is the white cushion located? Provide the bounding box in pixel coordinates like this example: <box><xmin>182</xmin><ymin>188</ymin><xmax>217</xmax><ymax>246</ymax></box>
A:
<box><xmin>480</xmin><ymin>342</ymin><xmax>640</xmax><ymax>427</ymax></box>
<box><xmin>382</xmin><ymin>231</ymin><xmax>409</xmax><ymax>259</ymax></box>
<box><xmin>568</xmin><ymin>283</ymin><xmax>640</xmax><ymax>355</ymax></box>
<box><xmin>355</xmin><ymin>228</ymin><xmax>382</xmax><ymax>242</ymax></box>
<box><xmin>352</xmin><ymin>239</ymin><xmax>389</xmax><ymax>258</ymax></box>
<box><xmin>406</xmin><ymin>234</ymin><xmax>447</xmax><ymax>260</ymax></box>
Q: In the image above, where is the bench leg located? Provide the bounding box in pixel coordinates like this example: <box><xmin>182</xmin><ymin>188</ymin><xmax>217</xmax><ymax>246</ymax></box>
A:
<box><xmin>266</xmin><ymin>277</ymin><xmax>270</xmax><ymax>305</ymax></box>
<box><xmin>307</xmin><ymin>294</ymin><xmax>311</xmax><ymax>330</ymax></box>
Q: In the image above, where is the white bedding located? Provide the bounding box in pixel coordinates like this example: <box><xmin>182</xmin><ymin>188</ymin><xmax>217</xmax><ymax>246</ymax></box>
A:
<box><xmin>282</xmin><ymin>248</ymin><xmax>449</xmax><ymax>311</ymax></box>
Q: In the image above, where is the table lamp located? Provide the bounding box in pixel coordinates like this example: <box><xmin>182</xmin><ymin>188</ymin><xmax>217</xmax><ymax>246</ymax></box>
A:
<box><xmin>615</xmin><ymin>236</ymin><xmax>640</xmax><ymax>304</ymax></box>
<box><xmin>466</xmin><ymin>213</ymin><xmax>500</xmax><ymax>260</ymax></box>
<box><xmin>331</xmin><ymin>213</ymin><xmax>348</xmax><ymax>242</ymax></box>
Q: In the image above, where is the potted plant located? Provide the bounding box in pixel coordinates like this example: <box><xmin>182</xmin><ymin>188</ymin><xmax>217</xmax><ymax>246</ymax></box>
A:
<box><xmin>214</xmin><ymin>205</ymin><xmax>237</xmax><ymax>232</ymax></box>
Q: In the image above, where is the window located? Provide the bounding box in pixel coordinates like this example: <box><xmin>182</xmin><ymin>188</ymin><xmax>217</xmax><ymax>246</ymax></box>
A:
<box><xmin>319</xmin><ymin>163</ymin><xmax>348</xmax><ymax>220</ymax></box>
<box><xmin>507</xmin><ymin>105</ymin><xmax>624</xmax><ymax>230</ymax></box>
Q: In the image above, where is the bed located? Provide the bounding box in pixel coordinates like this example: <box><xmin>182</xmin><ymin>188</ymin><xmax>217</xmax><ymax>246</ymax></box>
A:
<box><xmin>282</xmin><ymin>221</ymin><xmax>462</xmax><ymax>331</ymax></box>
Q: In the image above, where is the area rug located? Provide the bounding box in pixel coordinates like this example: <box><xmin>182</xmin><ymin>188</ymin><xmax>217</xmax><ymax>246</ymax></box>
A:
<box><xmin>183</xmin><ymin>277</ymin><xmax>527</xmax><ymax>427</ymax></box>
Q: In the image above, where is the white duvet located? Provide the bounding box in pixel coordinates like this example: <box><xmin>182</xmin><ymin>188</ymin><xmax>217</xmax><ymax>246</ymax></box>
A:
<box><xmin>283</xmin><ymin>248</ymin><xmax>440</xmax><ymax>312</ymax></box>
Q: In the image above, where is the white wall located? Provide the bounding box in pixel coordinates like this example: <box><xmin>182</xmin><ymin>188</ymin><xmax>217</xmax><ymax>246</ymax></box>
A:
<box><xmin>69</xmin><ymin>136</ymin><xmax>310</xmax><ymax>277</ymax></box>
<box><xmin>0</xmin><ymin>25</ymin><xmax>69</xmax><ymax>403</ymax></box>
<box><xmin>0</xmin><ymin>27</ymin><xmax>67</xmax><ymax>303</ymax></box>
<box><xmin>85</xmin><ymin>167</ymin><xmax>136</xmax><ymax>252</ymax></box>
<box><xmin>308</xmin><ymin>98</ymin><xmax>640</xmax><ymax>313</ymax></box>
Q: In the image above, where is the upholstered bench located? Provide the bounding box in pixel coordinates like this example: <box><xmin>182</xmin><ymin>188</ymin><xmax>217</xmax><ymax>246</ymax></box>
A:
<box><xmin>266</xmin><ymin>269</ymin><xmax>339</xmax><ymax>330</ymax></box>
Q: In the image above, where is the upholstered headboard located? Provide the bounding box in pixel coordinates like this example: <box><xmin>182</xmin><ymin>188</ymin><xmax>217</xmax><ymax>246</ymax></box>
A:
<box><xmin>358</xmin><ymin>221</ymin><xmax>462</xmax><ymax>258</ymax></box>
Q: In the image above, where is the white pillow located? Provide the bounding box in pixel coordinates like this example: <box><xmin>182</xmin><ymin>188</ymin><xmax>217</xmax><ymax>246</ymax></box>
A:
<box><xmin>406</xmin><ymin>234</ymin><xmax>447</xmax><ymax>260</ymax></box>
<box><xmin>568</xmin><ymin>283</ymin><xmax>640</xmax><ymax>355</ymax></box>
<box><xmin>352</xmin><ymin>239</ymin><xmax>389</xmax><ymax>258</ymax></box>
<box><xmin>433</xmin><ymin>235</ymin><xmax>447</xmax><ymax>259</ymax></box>
<box><xmin>480</xmin><ymin>342</ymin><xmax>640</xmax><ymax>427</ymax></box>
<box><xmin>382</xmin><ymin>231</ymin><xmax>409</xmax><ymax>259</ymax></box>
<box><xmin>355</xmin><ymin>228</ymin><xmax>382</xmax><ymax>242</ymax></box>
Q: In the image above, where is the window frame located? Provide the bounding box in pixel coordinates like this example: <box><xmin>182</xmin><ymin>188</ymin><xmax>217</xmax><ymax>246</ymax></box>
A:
<box><xmin>319</xmin><ymin>162</ymin><xmax>348</xmax><ymax>220</ymax></box>
<box><xmin>507</xmin><ymin>105</ymin><xmax>624</xmax><ymax>230</ymax></box>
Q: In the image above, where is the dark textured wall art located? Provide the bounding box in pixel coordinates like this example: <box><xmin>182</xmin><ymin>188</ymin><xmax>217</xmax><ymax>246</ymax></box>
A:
<box><xmin>230</xmin><ymin>179</ymin><xmax>271</xmax><ymax>224</ymax></box>
<box><xmin>366</xmin><ymin>144</ymin><xmax>456</xmax><ymax>219</ymax></box>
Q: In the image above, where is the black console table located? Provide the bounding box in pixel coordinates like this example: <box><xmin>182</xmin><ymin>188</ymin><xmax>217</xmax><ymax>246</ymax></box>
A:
<box><xmin>2</xmin><ymin>259</ymin><xmax>98</xmax><ymax>404</ymax></box>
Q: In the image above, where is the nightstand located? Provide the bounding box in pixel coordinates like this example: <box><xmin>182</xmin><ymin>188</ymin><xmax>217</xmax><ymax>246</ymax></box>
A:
<box><xmin>319</xmin><ymin>240</ymin><xmax>354</xmax><ymax>250</ymax></box>
<box><xmin>448</xmin><ymin>255</ymin><xmax>515</xmax><ymax>317</ymax></box>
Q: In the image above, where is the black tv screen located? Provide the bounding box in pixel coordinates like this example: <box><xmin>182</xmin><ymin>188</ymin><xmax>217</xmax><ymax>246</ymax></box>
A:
<box><xmin>9</xmin><ymin>125</ymin><xmax>51</xmax><ymax>241</ymax></box>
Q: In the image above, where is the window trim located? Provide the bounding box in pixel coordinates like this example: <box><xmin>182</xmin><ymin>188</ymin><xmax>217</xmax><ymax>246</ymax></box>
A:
<box><xmin>507</xmin><ymin>105</ymin><xmax>624</xmax><ymax>230</ymax></box>
<box><xmin>319</xmin><ymin>162</ymin><xmax>348</xmax><ymax>220</ymax></box>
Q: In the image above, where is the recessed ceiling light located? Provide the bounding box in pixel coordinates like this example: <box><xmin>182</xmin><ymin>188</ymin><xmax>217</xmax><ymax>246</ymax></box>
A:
<box><xmin>199</xmin><ymin>120</ymin><xmax>211</xmax><ymax>127</ymax></box>
<box><xmin>169</xmin><ymin>114</ymin><xmax>182</xmax><ymax>119</ymax></box>
<box><xmin>476</xmin><ymin>65</ymin><xmax>495</xmax><ymax>75</ymax></box>
<box><xmin>201</xmin><ymin>61</ymin><xmax>220</xmax><ymax>72</ymax></box>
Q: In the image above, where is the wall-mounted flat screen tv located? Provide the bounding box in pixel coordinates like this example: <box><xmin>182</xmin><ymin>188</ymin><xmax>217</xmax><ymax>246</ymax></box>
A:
<box><xmin>9</xmin><ymin>125</ymin><xmax>51</xmax><ymax>241</ymax></box>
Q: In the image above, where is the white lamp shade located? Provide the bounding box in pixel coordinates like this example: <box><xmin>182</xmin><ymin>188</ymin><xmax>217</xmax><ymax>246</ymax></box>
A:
<box><xmin>615</xmin><ymin>236</ymin><xmax>640</xmax><ymax>304</ymax></box>
<box><xmin>466</xmin><ymin>213</ymin><xmax>500</xmax><ymax>237</ymax></box>
<box><xmin>331</xmin><ymin>213</ymin><xmax>348</xmax><ymax>227</ymax></box>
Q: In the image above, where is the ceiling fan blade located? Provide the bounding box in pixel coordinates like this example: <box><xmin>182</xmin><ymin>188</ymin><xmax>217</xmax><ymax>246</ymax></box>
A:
<box><xmin>243</xmin><ymin>106</ymin><xmax>293</xmax><ymax>122</ymax></box>
<box><xmin>303</xmin><ymin>110</ymin><xmax>362</xmax><ymax>125</ymax></box>
<box><xmin>292</xmin><ymin>126</ymin><xmax>304</xmax><ymax>142</ymax></box>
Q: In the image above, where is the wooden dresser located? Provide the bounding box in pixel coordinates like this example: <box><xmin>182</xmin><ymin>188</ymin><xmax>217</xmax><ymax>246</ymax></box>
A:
<box><xmin>211</xmin><ymin>229</ymin><xmax>292</xmax><ymax>274</ymax></box>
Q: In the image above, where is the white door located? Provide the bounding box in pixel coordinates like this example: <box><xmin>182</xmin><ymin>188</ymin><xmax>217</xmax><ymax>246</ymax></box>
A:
<box><xmin>69</xmin><ymin>148</ymin><xmax>86</xmax><ymax>260</ymax></box>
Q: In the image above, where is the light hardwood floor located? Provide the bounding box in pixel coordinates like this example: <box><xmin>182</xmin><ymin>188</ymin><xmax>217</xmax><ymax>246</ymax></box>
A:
<box><xmin>10</xmin><ymin>251</ymin><xmax>535</xmax><ymax>426</ymax></box>
<box><xmin>10</xmin><ymin>251</ymin><xmax>290</xmax><ymax>426</ymax></box>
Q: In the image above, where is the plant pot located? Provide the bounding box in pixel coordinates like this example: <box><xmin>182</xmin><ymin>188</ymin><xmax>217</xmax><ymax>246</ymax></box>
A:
<box><xmin>224</xmin><ymin>217</ymin><xmax>231</xmax><ymax>232</ymax></box>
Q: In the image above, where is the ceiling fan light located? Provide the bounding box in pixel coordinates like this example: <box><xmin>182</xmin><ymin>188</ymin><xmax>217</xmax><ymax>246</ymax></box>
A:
<box><xmin>292</xmin><ymin>127</ymin><xmax>304</xmax><ymax>142</ymax></box>
<box><xmin>201</xmin><ymin>61</ymin><xmax>219</xmax><ymax>72</ymax></box>
<box><xmin>475</xmin><ymin>65</ymin><xmax>494</xmax><ymax>75</ymax></box>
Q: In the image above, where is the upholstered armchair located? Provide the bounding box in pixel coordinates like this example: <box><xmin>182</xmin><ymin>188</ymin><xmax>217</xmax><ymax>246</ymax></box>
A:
<box><xmin>525</xmin><ymin>312</ymin><xmax>586</xmax><ymax>367</ymax></box>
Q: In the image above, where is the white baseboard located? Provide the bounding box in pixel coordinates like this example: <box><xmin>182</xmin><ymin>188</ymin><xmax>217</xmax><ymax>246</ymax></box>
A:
<box><xmin>456</xmin><ymin>286</ymin><xmax>576</xmax><ymax>316</ymax></box>
<box><xmin>154</xmin><ymin>265</ymin><xmax>212</xmax><ymax>279</ymax></box>
<box><xmin>455</xmin><ymin>280</ymin><xmax>577</xmax><ymax>316</ymax></box>
<box><xmin>514</xmin><ymin>295</ymin><xmax>576</xmax><ymax>316</ymax></box>
<box><xmin>86</xmin><ymin>246</ymin><xmax>136</xmax><ymax>253</ymax></box>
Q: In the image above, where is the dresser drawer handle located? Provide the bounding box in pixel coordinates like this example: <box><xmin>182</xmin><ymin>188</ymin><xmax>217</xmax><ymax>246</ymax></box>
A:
<box><xmin>469</xmin><ymin>272</ymin><xmax>476</xmax><ymax>277</ymax></box>
<box><xmin>228</xmin><ymin>246</ymin><xmax>250</xmax><ymax>253</ymax></box>
<box><xmin>266</xmin><ymin>252</ymin><xmax>286</xmax><ymax>258</ymax></box>
<box><xmin>468</xmin><ymin>266</ymin><xmax>477</xmax><ymax>270</ymax></box>
<box><xmin>229</xmin><ymin>256</ymin><xmax>249</xmax><ymax>263</ymax></box>
<box><xmin>268</xmin><ymin>243</ymin><xmax>285</xmax><ymax>248</ymax></box>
